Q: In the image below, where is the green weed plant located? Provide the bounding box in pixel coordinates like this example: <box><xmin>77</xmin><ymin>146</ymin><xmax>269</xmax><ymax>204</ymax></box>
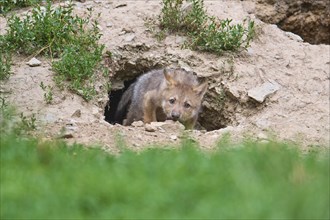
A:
<box><xmin>0</xmin><ymin>0</ymin><xmax>106</xmax><ymax>100</ymax></box>
<box><xmin>0</xmin><ymin>0</ymin><xmax>42</xmax><ymax>13</ymax></box>
<box><xmin>160</xmin><ymin>0</ymin><xmax>255</xmax><ymax>54</ymax></box>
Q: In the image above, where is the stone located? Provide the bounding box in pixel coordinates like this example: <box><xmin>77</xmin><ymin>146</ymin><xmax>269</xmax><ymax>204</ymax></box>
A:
<box><xmin>124</xmin><ymin>34</ymin><xmax>136</xmax><ymax>42</ymax></box>
<box><xmin>153</xmin><ymin>120</ymin><xmax>185</xmax><ymax>132</ymax></box>
<box><xmin>284</xmin><ymin>32</ymin><xmax>303</xmax><ymax>42</ymax></box>
<box><xmin>170</xmin><ymin>135</ymin><xmax>178</xmax><ymax>141</ymax></box>
<box><xmin>26</xmin><ymin>57</ymin><xmax>41</xmax><ymax>67</ymax></box>
<box><xmin>248</xmin><ymin>82</ymin><xmax>280</xmax><ymax>103</ymax></box>
<box><xmin>92</xmin><ymin>107</ymin><xmax>99</xmax><ymax>115</ymax></box>
<box><xmin>114</xmin><ymin>3</ymin><xmax>127</xmax><ymax>8</ymax></box>
<box><xmin>106</xmin><ymin>22</ymin><xmax>113</xmax><ymax>28</ymax></box>
<box><xmin>226</xmin><ymin>85</ymin><xmax>241</xmax><ymax>100</ymax></box>
<box><xmin>145</xmin><ymin>123</ymin><xmax>156</xmax><ymax>132</ymax></box>
<box><xmin>132</xmin><ymin>121</ymin><xmax>144</xmax><ymax>127</ymax></box>
<box><xmin>58</xmin><ymin>129</ymin><xmax>74</xmax><ymax>139</ymax></box>
<box><xmin>71</xmin><ymin>109</ymin><xmax>81</xmax><ymax>118</ymax></box>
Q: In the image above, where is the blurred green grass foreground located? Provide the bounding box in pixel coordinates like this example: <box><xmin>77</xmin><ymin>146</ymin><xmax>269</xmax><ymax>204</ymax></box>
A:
<box><xmin>1</xmin><ymin>132</ymin><xmax>329</xmax><ymax>219</ymax></box>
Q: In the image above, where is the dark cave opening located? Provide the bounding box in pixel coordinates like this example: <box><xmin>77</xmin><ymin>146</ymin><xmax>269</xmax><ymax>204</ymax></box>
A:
<box><xmin>104</xmin><ymin>79</ymin><xmax>136</xmax><ymax>125</ymax></box>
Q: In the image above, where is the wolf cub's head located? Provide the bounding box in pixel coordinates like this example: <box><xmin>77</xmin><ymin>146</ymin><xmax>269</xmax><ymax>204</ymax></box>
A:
<box><xmin>161</xmin><ymin>68</ymin><xmax>208</xmax><ymax>128</ymax></box>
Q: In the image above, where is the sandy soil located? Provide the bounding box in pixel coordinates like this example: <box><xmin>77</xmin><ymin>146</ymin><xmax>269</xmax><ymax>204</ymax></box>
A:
<box><xmin>1</xmin><ymin>0</ymin><xmax>329</xmax><ymax>153</ymax></box>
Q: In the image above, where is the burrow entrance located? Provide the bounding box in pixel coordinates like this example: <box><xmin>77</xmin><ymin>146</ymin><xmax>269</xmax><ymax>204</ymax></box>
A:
<box><xmin>103</xmin><ymin>65</ymin><xmax>232</xmax><ymax>131</ymax></box>
<box><xmin>255</xmin><ymin>0</ymin><xmax>330</xmax><ymax>45</ymax></box>
<box><xmin>104</xmin><ymin>79</ymin><xmax>135</xmax><ymax>125</ymax></box>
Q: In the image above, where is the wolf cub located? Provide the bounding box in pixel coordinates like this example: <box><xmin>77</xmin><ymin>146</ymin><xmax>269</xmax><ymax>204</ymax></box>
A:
<box><xmin>115</xmin><ymin>68</ymin><xmax>208</xmax><ymax>129</ymax></box>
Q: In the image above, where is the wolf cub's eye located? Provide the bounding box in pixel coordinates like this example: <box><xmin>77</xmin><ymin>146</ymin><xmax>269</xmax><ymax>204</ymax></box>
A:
<box><xmin>169</xmin><ymin>98</ymin><xmax>176</xmax><ymax>104</ymax></box>
<box><xmin>184</xmin><ymin>102</ymin><xmax>191</xmax><ymax>109</ymax></box>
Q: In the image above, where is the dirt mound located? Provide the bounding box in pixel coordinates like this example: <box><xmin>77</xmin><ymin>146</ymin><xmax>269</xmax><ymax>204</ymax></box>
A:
<box><xmin>1</xmin><ymin>0</ymin><xmax>329</xmax><ymax>152</ymax></box>
<box><xmin>254</xmin><ymin>0</ymin><xmax>330</xmax><ymax>44</ymax></box>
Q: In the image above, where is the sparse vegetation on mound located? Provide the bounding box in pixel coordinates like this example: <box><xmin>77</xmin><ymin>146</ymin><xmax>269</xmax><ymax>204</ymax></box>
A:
<box><xmin>0</xmin><ymin>0</ymin><xmax>107</xmax><ymax>100</ymax></box>
<box><xmin>0</xmin><ymin>0</ymin><xmax>43</xmax><ymax>13</ymax></box>
<box><xmin>160</xmin><ymin>0</ymin><xmax>255</xmax><ymax>54</ymax></box>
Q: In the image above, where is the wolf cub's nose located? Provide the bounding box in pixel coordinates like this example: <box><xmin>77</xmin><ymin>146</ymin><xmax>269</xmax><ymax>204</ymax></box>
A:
<box><xmin>171</xmin><ymin>112</ymin><xmax>180</xmax><ymax>121</ymax></box>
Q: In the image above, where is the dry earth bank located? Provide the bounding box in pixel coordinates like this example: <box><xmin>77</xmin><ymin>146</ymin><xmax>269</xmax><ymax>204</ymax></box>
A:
<box><xmin>1</xmin><ymin>0</ymin><xmax>329</xmax><ymax>152</ymax></box>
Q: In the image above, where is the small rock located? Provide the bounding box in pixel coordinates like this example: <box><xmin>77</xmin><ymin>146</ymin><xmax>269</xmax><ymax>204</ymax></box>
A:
<box><xmin>26</xmin><ymin>57</ymin><xmax>42</xmax><ymax>67</ymax></box>
<box><xmin>106</xmin><ymin>22</ymin><xmax>113</xmax><ymax>27</ymax></box>
<box><xmin>92</xmin><ymin>107</ymin><xmax>99</xmax><ymax>115</ymax></box>
<box><xmin>66</xmin><ymin>119</ymin><xmax>77</xmax><ymax>127</ymax></box>
<box><xmin>248</xmin><ymin>82</ymin><xmax>280</xmax><ymax>103</ymax></box>
<box><xmin>58</xmin><ymin>131</ymin><xmax>74</xmax><ymax>139</ymax></box>
<box><xmin>132</xmin><ymin>121</ymin><xmax>144</xmax><ymax>127</ymax></box>
<box><xmin>170</xmin><ymin>135</ymin><xmax>178</xmax><ymax>141</ymax></box>
<box><xmin>71</xmin><ymin>109</ymin><xmax>81</xmax><ymax>118</ymax></box>
<box><xmin>156</xmin><ymin>120</ymin><xmax>185</xmax><ymax>132</ymax></box>
<box><xmin>66</xmin><ymin>125</ymin><xmax>78</xmax><ymax>132</ymax></box>
<box><xmin>255</xmin><ymin>118</ymin><xmax>270</xmax><ymax>129</ymax></box>
<box><xmin>257</xmin><ymin>132</ymin><xmax>268</xmax><ymax>140</ymax></box>
<box><xmin>175</xmin><ymin>36</ymin><xmax>186</xmax><ymax>44</ymax></box>
<box><xmin>125</xmin><ymin>34</ymin><xmax>136</xmax><ymax>42</ymax></box>
<box><xmin>121</xmin><ymin>27</ymin><xmax>134</xmax><ymax>34</ymax></box>
<box><xmin>285</xmin><ymin>32</ymin><xmax>303</xmax><ymax>42</ymax></box>
<box><xmin>226</xmin><ymin>85</ymin><xmax>241</xmax><ymax>100</ymax></box>
<box><xmin>145</xmin><ymin>123</ymin><xmax>156</xmax><ymax>132</ymax></box>
<box><xmin>114</xmin><ymin>3</ymin><xmax>127</xmax><ymax>8</ymax></box>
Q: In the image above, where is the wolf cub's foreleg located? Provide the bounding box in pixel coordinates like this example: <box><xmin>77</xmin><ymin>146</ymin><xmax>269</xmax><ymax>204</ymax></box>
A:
<box><xmin>143</xmin><ymin>91</ymin><xmax>157</xmax><ymax>123</ymax></box>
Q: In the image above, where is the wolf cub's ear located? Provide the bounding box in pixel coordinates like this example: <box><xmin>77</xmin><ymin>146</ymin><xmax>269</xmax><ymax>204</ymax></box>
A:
<box><xmin>163</xmin><ymin>69</ymin><xmax>177</xmax><ymax>87</ymax></box>
<box><xmin>193</xmin><ymin>81</ymin><xmax>208</xmax><ymax>97</ymax></box>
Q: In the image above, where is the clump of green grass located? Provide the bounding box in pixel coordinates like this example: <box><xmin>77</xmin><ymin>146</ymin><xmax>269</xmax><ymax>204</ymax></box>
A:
<box><xmin>39</xmin><ymin>81</ymin><xmax>53</xmax><ymax>104</ymax></box>
<box><xmin>0</xmin><ymin>0</ymin><xmax>42</xmax><ymax>13</ymax></box>
<box><xmin>0</xmin><ymin>50</ymin><xmax>12</xmax><ymax>80</ymax></box>
<box><xmin>1</xmin><ymin>131</ymin><xmax>329</xmax><ymax>219</ymax></box>
<box><xmin>52</xmin><ymin>42</ymin><xmax>105</xmax><ymax>101</ymax></box>
<box><xmin>4</xmin><ymin>1</ymin><xmax>102</xmax><ymax>58</ymax></box>
<box><xmin>0</xmin><ymin>0</ymin><xmax>107</xmax><ymax>100</ymax></box>
<box><xmin>0</xmin><ymin>35</ymin><xmax>13</xmax><ymax>80</ymax></box>
<box><xmin>0</xmin><ymin>99</ymin><xmax>37</xmax><ymax>136</ymax></box>
<box><xmin>160</xmin><ymin>0</ymin><xmax>255</xmax><ymax>54</ymax></box>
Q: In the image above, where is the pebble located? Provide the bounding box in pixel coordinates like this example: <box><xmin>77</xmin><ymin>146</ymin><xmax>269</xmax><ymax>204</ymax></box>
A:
<box><xmin>132</xmin><ymin>121</ymin><xmax>144</xmax><ymax>127</ymax></box>
<box><xmin>285</xmin><ymin>32</ymin><xmax>303</xmax><ymax>42</ymax></box>
<box><xmin>71</xmin><ymin>109</ymin><xmax>81</xmax><ymax>118</ymax></box>
<box><xmin>145</xmin><ymin>123</ymin><xmax>156</xmax><ymax>132</ymax></box>
<box><xmin>226</xmin><ymin>85</ymin><xmax>241</xmax><ymax>100</ymax></box>
<box><xmin>170</xmin><ymin>135</ymin><xmax>178</xmax><ymax>141</ymax></box>
<box><xmin>114</xmin><ymin>3</ymin><xmax>127</xmax><ymax>8</ymax></box>
<box><xmin>125</xmin><ymin>34</ymin><xmax>136</xmax><ymax>42</ymax></box>
<box><xmin>26</xmin><ymin>57</ymin><xmax>41</xmax><ymax>67</ymax></box>
<box><xmin>58</xmin><ymin>130</ymin><xmax>74</xmax><ymax>139</ymax></box>
<box><xmin>248</xmin><ymin>82</ymin><xmax>280</xmax><ymax>103</ymax></box>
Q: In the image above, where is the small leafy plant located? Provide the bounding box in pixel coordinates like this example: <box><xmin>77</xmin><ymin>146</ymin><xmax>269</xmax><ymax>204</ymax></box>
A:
<box><xmin>52</xmin><ymin>42</ymin><xmax>105</xmax><ymax>101</ymax></box>
<box><xmin>0</xmin><ymin>36</ymin><xmax>13</xmax><ymax>80</ymax></box>
<box><xmin>40</xmin><ymin>81</ymin><xmax>53</xmax><ymax>104</ymax></box>
<box><xmin>0</xmin><ymin>0</ymin><xmax>42</xmax><ymax>13</ymax></box>
<box><xmin>4</xmin><ymin>1</ymin><xmax>102</xmax><ymax>58</ymax></box>
<box><xmin>0</xmin><ymin>0</ymin><xmax>108</xmax><ymax>101</ymax></box>
<box><xmin>160</xmin><ymin>0</ymin><xmax>255</xmax><ymax>54</ymax></box>
<box><xmin>19</xmin><ymin>112</ymin><xmax>37</xmax><ymax>131</ymax></box>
